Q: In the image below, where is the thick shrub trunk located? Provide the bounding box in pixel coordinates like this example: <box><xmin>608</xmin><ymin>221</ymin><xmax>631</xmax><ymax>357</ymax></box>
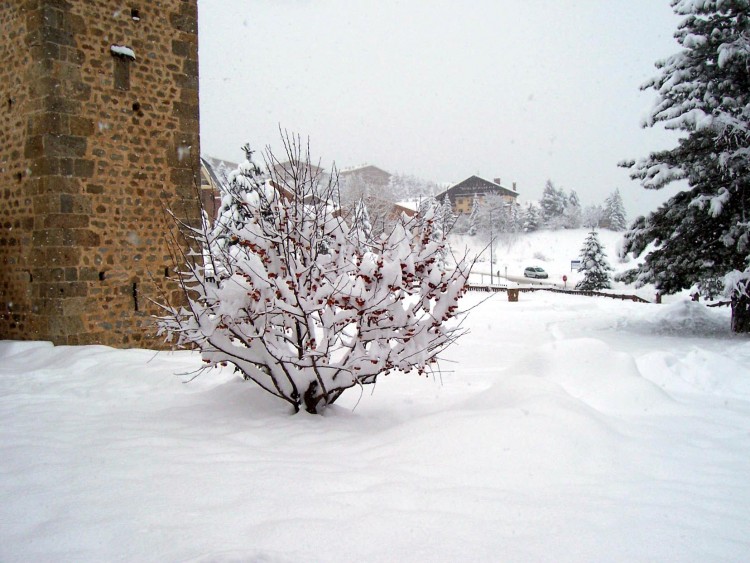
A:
<box><xmin>731</xmin><ymin>292</ymin><xmax>750</xmax><ymax>333</ymax></box>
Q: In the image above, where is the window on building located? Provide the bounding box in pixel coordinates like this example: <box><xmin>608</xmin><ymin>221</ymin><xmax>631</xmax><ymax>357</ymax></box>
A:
<box><xmin>113</xmin><ymin>58</ymin><xmax>130</xmax><ymax>90</ymax></box>
<box><xmin>110</xmin><ymin>45</ymin><xmax>136</xmax><ymax>91</ymax></box>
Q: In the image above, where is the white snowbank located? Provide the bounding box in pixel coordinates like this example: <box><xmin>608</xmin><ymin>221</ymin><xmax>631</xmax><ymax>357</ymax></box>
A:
<box><xmin>1</xmin><ymin>292</ymin><xmax>748</xmax><ymax>561</ymax></box>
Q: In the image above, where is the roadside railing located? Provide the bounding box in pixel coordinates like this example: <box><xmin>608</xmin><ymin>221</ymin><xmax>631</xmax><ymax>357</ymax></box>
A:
<box><xmin>466</xmin><ymin>283</ymin><xmax>651</xmax><ymax>303</ymax></box>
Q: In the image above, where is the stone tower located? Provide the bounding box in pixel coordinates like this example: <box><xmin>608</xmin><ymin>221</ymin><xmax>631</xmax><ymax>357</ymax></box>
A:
<box><xmin>0</xmin><ymin>1</ymin><xmax>201</xmax><ymax>347</ymax></box>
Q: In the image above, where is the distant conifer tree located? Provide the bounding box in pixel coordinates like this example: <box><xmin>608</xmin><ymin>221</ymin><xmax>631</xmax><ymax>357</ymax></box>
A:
<box><xmin>576</xmin><ymin>230</ymin><xmax>613</xmax><ymax>290</ymax></box>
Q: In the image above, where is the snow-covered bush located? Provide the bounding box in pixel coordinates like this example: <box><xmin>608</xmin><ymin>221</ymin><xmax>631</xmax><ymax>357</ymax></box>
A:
<box><xmin>160</xmin><ymin>135</ymin><xmax>472</xmax><ymax>414</ymax></box>
<box><xmin>576</xmin><ymin>230</ymin><xmax>613</xmax><ymax>291</ymax></box>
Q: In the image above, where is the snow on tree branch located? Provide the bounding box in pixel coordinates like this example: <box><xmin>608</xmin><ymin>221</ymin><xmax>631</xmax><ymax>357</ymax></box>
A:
<box><xmin>620</xmin><ymin>0</ymin><xmax>750</xmax><ymax>332</ymax></box>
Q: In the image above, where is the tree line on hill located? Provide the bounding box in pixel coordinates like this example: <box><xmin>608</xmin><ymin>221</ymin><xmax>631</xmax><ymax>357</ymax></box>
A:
<box><xmin>530</xmin><ymin>181</ymin><xmax>627</xmax><ymax>232</ymax></box>
<box><xmin>338</xmin><ymin>176</ymin><xmax>628</xmax><ymax>246</ymax></box>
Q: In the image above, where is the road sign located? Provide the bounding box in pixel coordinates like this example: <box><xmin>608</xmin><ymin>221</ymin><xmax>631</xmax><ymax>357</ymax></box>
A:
<box><xmin>571</xmin><ymin>260</ymin><xmax>581</xmax><ymax>271</ymax></box>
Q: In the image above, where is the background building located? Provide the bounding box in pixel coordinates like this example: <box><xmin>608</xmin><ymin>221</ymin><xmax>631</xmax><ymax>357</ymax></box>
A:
<box><xmin>438</xmin><ymin>176</ymin><xmax>519</xmax><ymax>214</ymax></box>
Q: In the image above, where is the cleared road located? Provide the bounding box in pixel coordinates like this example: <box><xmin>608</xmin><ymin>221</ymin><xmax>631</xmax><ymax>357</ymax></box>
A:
<box><xmin>470</xmin><ymin>269</ymin><xmax>568</xmax><ymax>289</ymax></box>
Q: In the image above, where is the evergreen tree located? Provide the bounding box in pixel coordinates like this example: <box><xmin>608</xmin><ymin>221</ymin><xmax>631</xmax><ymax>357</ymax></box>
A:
<box><xmin>522</xmin><ymin>202</ymin><xmax>541</xmax><ymax>232</ymax></box>
<box><xmin>432</xmin><ymin>198</ymin><xmax>445</xmax><ymax>241</ymax></box>
<box><xmin>576</xmin><ymin>230</ymin><xmax>613</xmax><ymax>290</ymax></box>
<box><xmin>441</xmin><ymin>196</ymin><xmax>456</xmax><ymax>234</ymax></box>
<box><xmin>467</xmin><ymin>195</ymin><xmax>480</xmax><ymax>236</ymax></box>
<box><xmin>350</xmin><ymin>198</ymin><xmax>373</xmax><ymax>253</ymax></box>
<box><xmin>206</xmin><ymin>144</ymin><xmax>268</xmax><ymax>278</ymax></box>
<box><xmin>603</xmin><ymin>188</ymin><xmax>627</xmax><ymax>231</ymax></box>
<box><xmin>508</xmin><ymin>203</ymin><xmax>522</xmax><ymax>233</ymax></box>
<box><xmin>418</xmin><ymin>196</ymin><xmax>446</xmax><ymax>264</ymax></box>
<box><xmin>583</xmin><ymin>204</ymin><xmax>604</xmax><ymax>229</ymax></box>
<box><xmin>619</xmin><ymin>0</ymin><xmax>750</xmax><ymax>331</ymax></box>
<box><xmin>540</xmin><ymin>180</ymin><xmax>567</xmax><ymax>228</ymax></box>
<box><xmin>418</xmin><ymin>195</ymin><xmax>438</xmax><ymax>219</ymax></box>
<box><xmin>564</xmin><ymin>189</ymin><xmax>583</xmax><ymax>228</ymax></box>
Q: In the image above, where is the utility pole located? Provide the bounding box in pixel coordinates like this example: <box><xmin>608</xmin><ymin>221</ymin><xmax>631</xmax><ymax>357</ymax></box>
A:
<box><xmin>490</xmin><ymin>207</ymin><xmax>494</xmax><ymax>285</ymax></box>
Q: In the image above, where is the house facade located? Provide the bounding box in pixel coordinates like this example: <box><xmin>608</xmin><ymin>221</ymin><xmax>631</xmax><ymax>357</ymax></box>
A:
<box><xmin>437</xmin><ymin>176</ymin><xmax>519</xmax><ymax>214</ymax></box>
<box><xmin>339</xmin><ymin>164</ymin><xmax>392</xmax><ymax>189</ymax></box>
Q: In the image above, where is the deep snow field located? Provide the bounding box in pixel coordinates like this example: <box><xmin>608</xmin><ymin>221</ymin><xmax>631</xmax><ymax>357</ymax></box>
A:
<box><xmin>2</xmin><ymin>230</ymin><xmax>749</xmax><ymax>562</ymax></box>
<box><xmin>0</xmin><ymin>230</ymin><xmax>750</xmax><ymax>563</ymax></box>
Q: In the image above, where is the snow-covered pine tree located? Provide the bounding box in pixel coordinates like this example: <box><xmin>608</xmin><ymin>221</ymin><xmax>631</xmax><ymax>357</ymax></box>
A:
<box><xmin>350</xmin><ymin>197</ymin><xmax>373</xmax><ymax>252</ymax></box>
<box><xmin>202</xmin><ymin>144</ymin><xmax>266</xmax><ymax>280</ymax></box>
<box><xmin>564</xmin><ymin>189</ymin><xmax>583</xmax><ymax>229</ymax></box>
<box><xmin>418</xmin><ymin>195</ymin><xmax>438</xmax><ymax>220</ymax></box>
<box><xmin>506</xmin><ymin>201</ymin><xmax>523</xmax><ymax>234</ymax></box>
<box><xmin>441</xmin><ymin>196</ymin><xmax>456</xmax><ymax>234</ymax></box>
<box><xmin>568</xmin><ymin>190</ymin><xmax>581</xmax><ymax>209</ymax></box>
<box><xmin>160</xmin><ymin>134</ymin><xmax>473</xmax><ymax>414</ymax></box>
<box><xmin>603</xmin><ymin>188</ymin><xmax>627</xmax><ymax>231</ymax></box>
<box><xmin>540</xmin><ymin>180</ymin><xmax>567</xmax><ymax>228</ymax></box>
<box><xmin>467</xmin><ymin>195</ymin><xmax>480</xmax><ymax>236</ymax></box>
<box><xmin>619</xmin><ymin>0</ymin><xmax>750</xmax><ymax>331</ymax></box>
<box><xmin>576</xmin><ymin>230</ymin><xmax>613</xmax><ymax>291</ymax></box>
<box><xmin>431</xmin><ymin>197</ymin><xmax>445</xmax><ymax>242</ymax></box>
<box><xmin>522</xmin><ymin>202</ymin><xmax>541</xmax><ymax>232</ymax></box>
<box><xmin>583</xmin><ymin>204</ymin><xmax>604</xmax><ymax>229</ymax></box>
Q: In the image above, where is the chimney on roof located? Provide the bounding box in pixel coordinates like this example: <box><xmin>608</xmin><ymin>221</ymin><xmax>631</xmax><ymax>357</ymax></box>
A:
<box><xmin>512</xmin><ymin>182</ymin><xmax>517</xmax><ymax>191</ymax></box>
<box><xmin>493</xmin><ymin>177</ymin><xmax>502</xmax><ymax>185</ymax></box>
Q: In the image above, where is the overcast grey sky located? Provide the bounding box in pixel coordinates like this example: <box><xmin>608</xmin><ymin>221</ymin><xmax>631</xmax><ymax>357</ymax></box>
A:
<box><xmin>197</xmin><ymin>0</ymin><xmax>684</xmax><ymax>217</ymax></box>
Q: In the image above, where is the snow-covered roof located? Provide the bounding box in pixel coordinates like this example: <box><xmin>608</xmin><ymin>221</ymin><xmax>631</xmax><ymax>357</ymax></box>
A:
<box><xmin>200</xmin><ymin>155</ymin><xmax>239</xmax><ymax>192</ymax></box>
<box><xmin>395</xmin><ymin>199</ymin><xmax>420</xmax><ymax>212</ymax></box>
<box><xmin>437</xmin><ymin>175</ymin><xmax>518</xmax><ymax>200</ymax></box>
<box><xmin>339</xmin><ymin>164</ymin><xmax>391</xmax><ymax>177</ymax></box>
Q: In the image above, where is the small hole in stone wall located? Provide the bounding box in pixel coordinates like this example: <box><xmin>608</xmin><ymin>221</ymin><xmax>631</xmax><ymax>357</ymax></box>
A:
<box><xmin>99</xmin><ymin>271</ymin><xmax>106</xmax><ymax>281</ymax></box>
<box><xmin>131</xmin><ymin>8</ymin><xmax>140</xmax><ymax>21</ymax></box>
<box><xmin>164</xmin><ymin>266</ymin><xmax>169</xmax><ymax>277</ymax></box>
<box><xmin>14</xmin><ymin>172</ymin><xmax>22</xmax><ymax>183</ymax></box>
<box><xmin>7</xmin><ymin>97</ymin><xmax>13</xmax><ymax>110</ymax></box>
<box><xmin>132</xmin><ymin>282</ymin><xmax>139</xmax><ymax>311</ymax></box>
<box><xmin>132</xmin><ymin>101</ymin><xmax>140</xmax><ymax>112</ymax></box>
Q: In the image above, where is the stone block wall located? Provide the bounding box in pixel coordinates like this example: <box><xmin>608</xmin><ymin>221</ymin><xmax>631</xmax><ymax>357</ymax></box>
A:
<box><xmin>0</xmin><ymin>0</ymin><xmax>201</xmax><ymax>347</ymax></box>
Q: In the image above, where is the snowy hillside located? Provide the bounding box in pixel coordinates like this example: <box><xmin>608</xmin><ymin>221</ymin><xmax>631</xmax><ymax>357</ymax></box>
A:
<box><xmin>1</xmin><ymin>290</ymin><xmax>748</xmax><ymax>562</ymax></box>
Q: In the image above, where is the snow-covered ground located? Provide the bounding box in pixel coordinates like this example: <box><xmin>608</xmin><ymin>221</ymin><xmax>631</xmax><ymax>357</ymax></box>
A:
<box><xmin>2</xmin><ymin>286</ymin><xmax>749</xmax><ymax>561</ymax></box>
